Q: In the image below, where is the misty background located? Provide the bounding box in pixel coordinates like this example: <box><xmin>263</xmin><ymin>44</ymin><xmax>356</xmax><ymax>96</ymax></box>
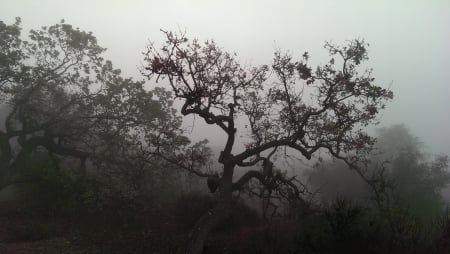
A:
<box><xmin>1</xmin><ymin>0</ymin><xmax>449</xmax><ymax>156</ymax></box>
<box><xmin>2</xmin><ymin>1</ymin><xmax>450</xmax><ymax>253</ymax></box>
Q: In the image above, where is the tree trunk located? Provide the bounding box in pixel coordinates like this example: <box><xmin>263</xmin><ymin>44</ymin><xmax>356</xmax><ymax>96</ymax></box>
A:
<box><xmin>185</xmin><ymin>163</ymin><xmax>234</xmax><ymax>254</ymax></box>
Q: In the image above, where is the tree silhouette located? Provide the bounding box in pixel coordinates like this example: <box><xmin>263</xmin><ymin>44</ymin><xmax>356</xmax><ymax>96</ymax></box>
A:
<box><xmin>0</xmin><ymin>19</ymin><xmax>207</xmax><ymax>193</ymax></box>
<box><xmin>144</xmin><ymin>30</ymin><xmax>393</xmax><ymax>253</ymax></box>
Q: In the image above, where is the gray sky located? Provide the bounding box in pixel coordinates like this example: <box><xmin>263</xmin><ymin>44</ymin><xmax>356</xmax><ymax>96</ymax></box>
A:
<box><xmin>1</xmin><ymin>0</ymin><xmax>449</xmax><ymax>155</ymax></box>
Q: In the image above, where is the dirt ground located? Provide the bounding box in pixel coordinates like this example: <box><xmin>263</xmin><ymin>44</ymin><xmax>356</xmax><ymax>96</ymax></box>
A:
<box><xmin>0</xmin><ymin>200</ymin><xmax>189</xmax><ymax>254</ymax></box>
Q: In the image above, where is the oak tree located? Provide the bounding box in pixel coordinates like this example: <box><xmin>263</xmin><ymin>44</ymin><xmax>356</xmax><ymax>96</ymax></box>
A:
<box><xmin>0</xmin><ymin>19</ymin><xmax>208</xmax><ymax>195</ymax></box>
<box><xmin>144</xmin><ymin>31</ymin><xmax>393</xmax><ymax>253</ymax></box>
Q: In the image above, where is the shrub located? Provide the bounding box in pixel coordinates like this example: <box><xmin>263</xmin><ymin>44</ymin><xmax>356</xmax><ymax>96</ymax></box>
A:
<box><xmin>174</xmin><ymin>192</ymin><xmax>262</xmax><ymax>232</ymax></box>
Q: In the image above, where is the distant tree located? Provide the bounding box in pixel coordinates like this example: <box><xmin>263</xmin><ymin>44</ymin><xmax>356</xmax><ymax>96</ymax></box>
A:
<box><xmin>306</xmin><ymin>160</ymin><xmax>370</xmax><ymax>204</ymax></box>
<box><xmin>306</xmin><ymin>124</ymin><xmax>450</xmax><ymax>220</ymax></box>
<box><xmin>0</xmin><ymin>19</ymin><xmax>209</xmax><ymax>196</ymax></box>
<box><xmin>375</xmin><ymin>125</ymin><xmax>449</xmax><ymax>219</ymax></box>
<box><xmin>144</xmin><ymin>30</ymin><xmax>393</xmax><ymax>253</ymax></box>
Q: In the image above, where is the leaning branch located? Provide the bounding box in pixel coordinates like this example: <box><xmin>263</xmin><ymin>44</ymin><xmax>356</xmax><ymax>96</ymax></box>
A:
<box><xmin>232</xmin><ymin>170</ymin><xmax>265</xmax><ymax>191</ymax></box>
<box><xmin>236</xmin><ymin>136</ymin><xmax>310</xmax><ymax>164</ymax></box>
<box><xmin>143</xmin><ymin>150</ymin><xmax>213</xmax><ymax>178</ymax></box>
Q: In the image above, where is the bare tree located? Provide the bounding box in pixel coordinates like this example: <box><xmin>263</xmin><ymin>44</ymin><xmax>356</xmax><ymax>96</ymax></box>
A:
<box><xmin>143</xmin><ymin>30</ymin><xmax>393</xmax><ymax>253</ymax></box>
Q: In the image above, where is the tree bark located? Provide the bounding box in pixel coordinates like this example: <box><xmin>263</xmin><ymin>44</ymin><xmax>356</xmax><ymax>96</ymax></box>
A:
<box><xmin>185</xmin><ymin>162</ymin><xmax>234</xmax><ymax>254</ymax></box>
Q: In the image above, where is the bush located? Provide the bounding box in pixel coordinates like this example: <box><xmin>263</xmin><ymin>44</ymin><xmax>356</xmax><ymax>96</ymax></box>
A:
<box><xmin>228</xmin><ymin>198</ymin><xmax>449</xmax><ymax>254</ymax></box>
<box><xmin>174</xmin><ymin>192</ymin><xmax>262</xmax><ymax>232</ymax></box>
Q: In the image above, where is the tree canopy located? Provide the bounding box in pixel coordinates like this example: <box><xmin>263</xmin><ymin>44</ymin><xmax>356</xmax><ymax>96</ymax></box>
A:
<box><xmin>144</xmin><ymin>30</ymin><xmax>393</xmax><ymax>254</ymax></box>
<box><xmin>0</xmin><ymin>19</ymin><xmax>209</xmax><ymax>193</ymax></box>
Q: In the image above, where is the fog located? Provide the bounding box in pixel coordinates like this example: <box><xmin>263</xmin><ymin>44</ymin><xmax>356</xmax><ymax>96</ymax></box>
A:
<box><xmin>1</xmin><ymin>0</ymin><xmax>449</xmax><ymax>155</ymax></box>
<box><xmin>1</xmin><ymin>1</ymin><xmax>450</xmax><ymax>253</ymax></box>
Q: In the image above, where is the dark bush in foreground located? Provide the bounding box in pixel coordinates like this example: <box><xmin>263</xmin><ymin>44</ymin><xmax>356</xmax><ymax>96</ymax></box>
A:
<box><xmin>219</xmin><ymin>198</ymin><xmax>450</xmax><ymax>254</ymax></box>
<box><xmin>175</xmin><ymin>192</ymin><xmax>262</xmax><ymax>232</ymax></box>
